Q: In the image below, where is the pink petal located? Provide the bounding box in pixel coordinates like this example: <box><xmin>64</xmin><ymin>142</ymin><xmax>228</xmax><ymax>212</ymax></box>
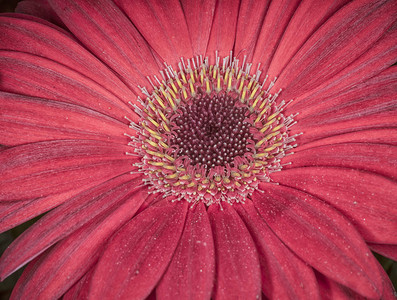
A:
<box><xmin>9</xmin><ymin>186</ymin><xmax>148</xmax><ymax>299</ymax></box>
<box><xmin>0</xmin><ymin>140</ymin><xmax>134</xmax><ymax>201</ymax></box>
<box><xmin>251</xmin><ymin>0</ymin><xmax>301</xmax><ymax>73</ymax></box>
<box><xmin>316</xmin><ymin>271</ymin><xmax>362</xmax><ymax>300</ymax></box>
<box><xmin>48</xmin><ymin>0</ymin><xmax>159</xmax><ymax>90</ymax></box>
<box><xmin>234</xmin><ymin>0</ymin><xmax>270</xmax><ymax>61</ymax></box>
<box><xmin>292</xmin><ymin>66</ymin><xmax>397</xmax><ymax>133</ymax></box>
<box><xmin>208</xmin><ymin>204</ymin><xmax>261</xmax><ymax>299</ymax></box>
<box><xmin>180</xmin><ymin>0</ymin><xmax>216</xmax><ymax>55</ymax></box>
<box><xmin>286</xmin><ymin>29</ymin><xmax>397</xmax><ymax>114</ymax></box>
<box><xmin>267</xmin><ymin>0</ymin><xmax>349</xmax><ymax>78</ymax></box>
<box><xmin>271</xmin><ymin>167</ymin><xmax>397</xmax><ymax>244</ymax></box>
<box><xmin>157</xmin><ymin>202</ymin><xmax>215</xmax><ymax>300</ymax></box>
<box><xmin>0</xmin><ymin>174</ymin><xmax>142</xmax><ymax>279</ymax></box>
<box><xmin>275</xmin><ymin>0</ymin><xmax>397</xmax><ymax>98</ymax></box>
<box><xmin>235</xmin><ymin>202</ymin><xmax>320</xmax><ymax>299</ymax></box>
<box><xmin>0</xmin><ymin>15</ymin><xmax>135</xmax><ymax>103</ymax></box>
<box><xmin>296</xmin><ymin>128</ymin><xmax>397</xmax><ymax>152</ymax></box>
<box><xmin>0</xmin><ymin>51</ymin><xmax>136</xmax><ymax>123</ymax></box>
<box><xmin>15</xmin><ymin>0</ymin><xmax>65</xmax><ymax>28</ymax></box>
<box><xmin>0</xmin><ymin>188</ymin><xmax>86</xmax><ymax>233</ymax></box>
<box><xmin>253</xmin><ymin>184</ymin><xmax>383</xmax><ymax>299</ymax></box>
<box><xmin>284</xmin><ymin>143</ymin><xmax>396</xmax><ymax>180</ymax></box>
<box><xmin>205</xmin><ymin>0</ymin><xmax>240</xmax><ymax>59</ymax></box>
<box><xmin>115</xmin><ymin>0</ymin><xmax>193</xmax><ymax>63</ymax></box>
<box><xmin>369</xmin><ymin>243</ymin><xmax>397</xmax><ymax>261</ymax></box>
<box><xmin>89</xmin><ymin>201</ymin><xmax>188</xmax><ymax>299</ymax></box>
<box><xmin>62</xmin><ymin>267</ymin><xmax>93</xmax><ymax>300</ymax></box>
<box><xmin>0</xmin><ymin>92</ymin><xmax>132</xmax><ymax>146</ymax></box>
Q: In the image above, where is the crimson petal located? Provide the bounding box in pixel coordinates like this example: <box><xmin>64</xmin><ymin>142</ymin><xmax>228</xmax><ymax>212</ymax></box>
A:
<box><xmin>285</xmin><ymin>143</ymin><xmax>396</xmax><ymax>180</ymax></box>
<box><xmin>253</xmin><ymin>184</ymin><xmax>383</xmax><ymax>298</ymax></box>
<box><xmin>0</xmin><ymin>140</ymin><xmax>133</xmax><ymax>201</ymax></box>
<box><xmin>180</xmin><ymin>0</ymin><xmax>216</xmax><ymax>55</ymax></box>
<box><xmin>272</xmin><ymin>167</ymin><xmax>397</xmax><ymax>244</ymax></box>
<box><xmin>0</xmin><ymin>174</ymin><xmax>142</xmax><ymax>279</ymax></box>
<box><xmin>267</xmin><ymin>0</ymin><xmax>349</xmax><ymax>78</ymax></box>
<box><xmin>9</xmin><ymin>187</ymin><xmax>147</xmax><ymax>299</ymax></box>
<box><xmin>115</xmin><ymin>0</ymin><xmax>193</xmax><ymax>63</ymax></box>
<box><xmin>208</xmin><ymin>204</ymin><xmax>261</xmax><ymax>299</ymax></box>
<box><xmin>48</xmin><ymin>0</ymin><xmax>159</xmax><ymax>90</ymax></box>
<box><xmin>0</xmin><ymin>92</ymin><xmax>132</xmax><ymax>146</ymax></box>
<box><xmin>157</xmin><ymin>202</ymin><xmax>215</xmax><ymax>300</ymax></box>
<box><xmin>276</xmin><ymin>0</ymin><xmax>396</xmax><ymax>98</ymax></box>
<box><xmin>235</xmin><ymin>202</ymin><xmax>320</xmax><ymax>299</ymax></box>
<box><xmin>206</xmin><ymin>0</ymin><xmax>240</xmax><ymax>59</ymax></box>
<box><xmin>89</xmin><ymin>201</ymin><xmax>188</xmax><ymax>299</ymax></box>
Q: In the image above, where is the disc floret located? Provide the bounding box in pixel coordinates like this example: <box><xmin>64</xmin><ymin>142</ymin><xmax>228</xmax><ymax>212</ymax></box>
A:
<box><xmin>127</xmin><ymin>54</ymin><xmax>299</xmax><ymax>205</ymax></box>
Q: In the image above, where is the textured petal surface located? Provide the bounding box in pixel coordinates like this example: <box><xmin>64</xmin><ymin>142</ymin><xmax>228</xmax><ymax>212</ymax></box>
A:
<box><xmin>157</xmin><ymin>202</ymin><xmax>215</xmax><ymax>300</ymax></box>
<box><xmin>276</xmin><ymin>0</ymin><xmax>397</xmax><ymax>98</ymax></box>
<box><xmin>236</xmin><ymin>202</ymin><xmax>320</xmax><ymax>299</ymax></box>
<box><xmin>0</xmin><ymin>92</ymin><xmax>131</xmax><ymax>146</ymax></box>
<box><xmin>48</xmin><ymin>0</ymin><xmax>159</xmax><ymax>90</ymax></box>
<box><xmin>234</xmin><ymin>0</ymin><xmax>270</xmax><ymax>60</ymax></box>
<box><xmin>205</xmin><ymin>0</ymin><xmax>240</xmax><ymax>59</ymax></box>
<box><xmin>208</xmin><ymin>204</ymin><xmax>261</xmax><ymax>300</ymax></box>
<box><xmin>180</xmin><ymin>0</ymin><xmax>216</xmax><ymax>55</ymax></box>
<box><xmin>89</xmin><ymin>201</ymin><xmax>188</xmax><ymax>299</ymax></box>
<box><xmin>115</xmin><ymin>0</ymin><xmax>193</xmax><ymax>63</ymax></box>
<box><xmin>0</xmin><ymin>51</ymin><xmax>136</xmax><ymax>123</ymax></box>
<box><xmin>15</xmin><ymin>0</ymin><xmax>64</xmax><ymax>28</ymax></box>
<box><xmin>0</xmin><ymin>174</ymin><xmax>142</xmax><ymax>279</ymax></box>
<box><xmin>0</xmin><ymin>140</ymin><xmax>133</xmax><ymax>201</ymax></box>
<box><xmin>272</xmin><ymin>168</ymin><xmax>397</xmax><ymax>244</ymax></box>
<box><xmin>254</xmin><ymin>184</ymin><xmax>383</xmax><ymax>298</ymax></box>
<box><xmin>0</xmin><ymin>15</ymin><xmax>135</xmax><ymax>103</ymax></box>
<box><xmin>9</xmin><ymin>187</ymin><xmax>147</xmax><ymax>300</ymax></box>
<box><xmin>252</xmin><ymin>0</ymin><xmax>301</xmax><ymax>73</ymax></box>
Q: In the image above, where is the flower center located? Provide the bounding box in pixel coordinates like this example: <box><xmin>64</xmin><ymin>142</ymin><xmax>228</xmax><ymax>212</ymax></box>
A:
<box><xmin>170</xmin><ymin>93</ymin><xmax>252</xmax><ymax>169</ymax></box>
<box><xmin>127</xmin><ymin>54</ymin><xmax>299</xmax><ymax>205</ymax></box>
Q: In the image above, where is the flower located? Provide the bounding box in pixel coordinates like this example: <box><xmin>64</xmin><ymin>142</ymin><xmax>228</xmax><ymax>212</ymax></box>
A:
<box><xmin>0</xmin><ymin>0</ymin><xmax>396</xmax><ymax>299</ymax></box>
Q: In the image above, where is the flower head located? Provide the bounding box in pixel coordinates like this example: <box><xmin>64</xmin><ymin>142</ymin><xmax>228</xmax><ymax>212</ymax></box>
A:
<box><xmin>0</xmin><ymin>0</ymin><xmax>396</xmax><ymax>299</ymax></box>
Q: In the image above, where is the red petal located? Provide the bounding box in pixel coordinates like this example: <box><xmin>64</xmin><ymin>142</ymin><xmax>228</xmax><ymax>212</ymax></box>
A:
<box><xmin>275</xmin><ymin>0</ymin><xmax>397</xmax><ymax>98</ymax></box>
<box><xmin>234</xmin><ymin>0</ymin><xmax>270</xmax><ymax>61</ymax></box>
<box><xmin>62</xmin><ymin>267</ymin><xmax>93</xmax><ymax>300</ymax></box>
<box><xmin>0</xmin><ymin>189</ymin><xmax>86</xmax><ymax>233</ymax></box>
<box><xmin>0</xmin><ymin>15</ymin><xmax>135</xmax><ymax>103</ymax></box>
<box><xmin>208</xmin><ymin>204</ymin><xmax>261</xmax><ymax>299</ymax></box>
<box><xmin>205</xmin><ymin>0</ymin><xmax>240</xmax><ymax>59</ymax></box>
<box><xmin>267</xmin><ymin>0</ymin><xmax>349</xmax><ymax>78</ymax></box>
<box><xmin>48</xmin><ymin>0</ymin><xmax>159</xmax><ymax>90</ymax></box>
<box><xmin>316</xmin><ymin>272</ymin><xmax>362</xmax><ymax>300</ymax></box>
<box><xmin>0</xmin><ymin>92</ymin><xmax>132</xmax><ymax>146</ymax></box>
<box><xmin>235</xmin><ymin>202</ymin><xmax>320</xmax><ymax>299</ymax></box>
<box><xmin>89</xmin><ymin>201</ymin><xmax>188</xmax><ymax>299</ymax></box>
<box><xmin>252</xmin><ymin>0</ymin><xmax>300</xmax><ymax>72</ymax></box>
<box><xmin>369</xmin><ymin>243</ymin><xmax>397</xmax><ymax>261</ymax></box>
<box><xmin>0</xmin><ymin>140</ymin><xmax>134</xmax><ymax>201</ymax></box>
<box><xmin>272</xmin><ymin>167</ymin><xmax>397</xmax><ymax>244</ymax></box>
<box><xmin>0</xmin><ymin>174</ymin><xmax>142</xmax><ymax>279</ymax></box>
<box><xmin>15</xmin><ymin>0</ymin><xmax>65</xmax><ymax>28</ymax></box>
<box><xmin>291</xmin><ymin>67</ymin><xmax>397</xmax><ymax>135</ymax></box>
<box><xmin>180</xmin><ymin>0</ymin><xmax>216</xmax><ymax>55</ymax></box>
<box><xmin>156</xmin><ymin>202</ymin><xmax>215</xmax><ymax>300</ymax></box>
<box><xmin>285</xmin><ymin>143</ymin><xmax>397</xmax><ymax>180</ymax></box>
<box><xmin>115</xmin><ymin>0</ymin><xmax>193</xmax><ymax>63</ymax></box>
<box><xmin>296</xmin><ymin>128</ymin><xmax>397</xmax><ymax>151</ymax></box>
<box><xmin>253</xmin><ymin>184</ymin><xmax>383</xmax><ymax>299</ymax></box>
<box><xmin>0</xmin><ymin>51</ymin><xmax>136</xmax><ymax>123</ymax></box>
<box><xmin>9</xmin><ymin>186</ymin><xmax>148</xmax><ymax>299</ymax></box>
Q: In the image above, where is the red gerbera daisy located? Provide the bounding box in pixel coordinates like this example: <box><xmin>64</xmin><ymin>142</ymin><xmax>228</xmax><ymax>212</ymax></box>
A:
<box><xmin>0</xmin><ymin>0</ymin><xmax>396</xmax><ymax>299</ymax></box>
